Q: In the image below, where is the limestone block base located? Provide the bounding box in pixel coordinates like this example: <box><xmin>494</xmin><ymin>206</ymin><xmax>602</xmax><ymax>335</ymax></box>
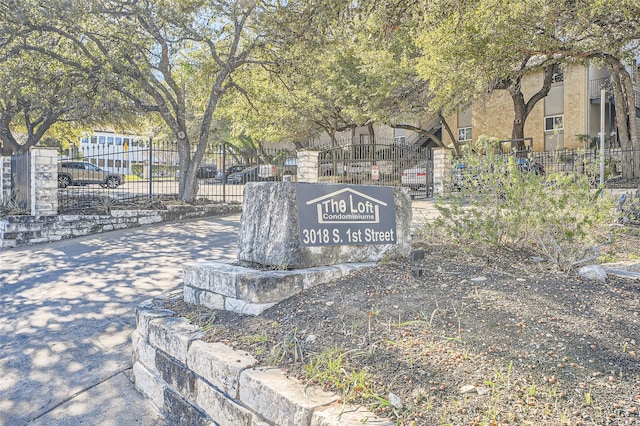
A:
<box><xmin>183</xmin><ymin>261</ymin><xmax>376</xmax><ymax>315</ymax></box>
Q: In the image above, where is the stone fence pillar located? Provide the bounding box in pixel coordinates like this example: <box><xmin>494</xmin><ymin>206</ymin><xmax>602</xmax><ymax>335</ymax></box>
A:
<box><xmin>432</xmin><ymin>147</ymin><xmax>453</xmax><ymax>198</ymax></box>
<box><xmin>31</xmin><ymin>147</ymin><xmax>58</xmax><ymax>216</ymax></box>
<box><xmin>296</xmin><ymin>149</ymin><xmax>320</xmax><ymax>183</ymax></box>
<box><xmin>0</xmin><ymin>156</ymin><xmax>10</xmax><ymax>203</ymax></box>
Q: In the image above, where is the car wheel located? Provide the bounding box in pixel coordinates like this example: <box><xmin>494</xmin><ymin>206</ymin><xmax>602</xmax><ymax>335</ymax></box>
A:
<box><xmin>105</xmin><ymin>176</ymin><xmax>120</xmax><ymax>189</ymax></box>
<box><xmin>58</xmin><ymin>174</ymin><xmax>71</xmax><ymax>188</ymax></box>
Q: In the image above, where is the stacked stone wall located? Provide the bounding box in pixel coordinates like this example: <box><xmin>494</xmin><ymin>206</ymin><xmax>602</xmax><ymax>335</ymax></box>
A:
<box><xmin>31</xmin><ymin>147</ymin><xmax>59</xmax><ymax>216</ymax></box>
<box><xmin>432</xmin><ymin>147</ymin><xmax>453</xmax><ymax>198</ymax></box>
<box><xmin>0</xmin><ymin>203</ymin><xmax>241</xmax><ymax>249</ymax></box>
<box><xmin>133</xmin><ymin>293</ymin><xmax>393</xmax><ymax>426</ymax></box>
<box><xmin>0</xmin><ymin>157</ymin><xmax>10</xmax><ymax>203</ymax></box>
<box><xmin>296</xmin><ymin>149</ymin><xmax>320</xmax><ymax>183</ymax></box>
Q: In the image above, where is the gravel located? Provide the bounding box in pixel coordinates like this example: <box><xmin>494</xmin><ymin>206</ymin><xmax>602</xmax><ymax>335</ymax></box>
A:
<box><xmin>168</xmin><ymin>234</ymin><xmax>640</xmax><ymax>425</ymax></box>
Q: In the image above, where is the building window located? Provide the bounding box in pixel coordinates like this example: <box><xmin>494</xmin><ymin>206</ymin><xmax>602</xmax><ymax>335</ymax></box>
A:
<box><xmin>458</xmin><ymin>127</ymin><xmax>472</xmax><ymax>142</ymax></box>
<box><xmin>393</xmin><ymin>128</ymin><xmax>406</xmax><ymax>145</ymax></box>
<box><xmin>545</xmin><ymin>115</ymin><xmax>564</xmax><ymax>131</ymax></box>
<box><xmin>551</xmin><ymin>70</ymin><xmax>564</xmax><ymax>84</ymax></box>
<box><xmin>394</xmin><ymin>136</ymin><xmax>406</xmax><ymax>145</ymax></box>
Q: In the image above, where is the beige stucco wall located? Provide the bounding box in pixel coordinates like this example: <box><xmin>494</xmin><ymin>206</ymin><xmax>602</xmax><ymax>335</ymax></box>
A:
<box><xmin>563</xmin><ymin>64</ymin><xmax>588</xmax><ymax>149</ymax></box>
<box><xmin>472</xmin><ymin>91</ymin><xmax>514</xmax><ymax>143</ymax></box>
<box><xmin>443</xmin><ymin>63</ymin><xmax>591</xmax><ymax>152</ymax></box>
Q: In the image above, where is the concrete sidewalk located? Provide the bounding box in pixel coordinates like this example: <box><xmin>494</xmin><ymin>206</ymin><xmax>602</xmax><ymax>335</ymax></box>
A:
<box><xmin>0</xmin><ymin>200</ymin><xmax>439</xmax><ymax>425</ymax></box>
<box><xmin>0</xmin><ymin>214</ymin><xmax>240</xmax><ymax>426</ymax></box>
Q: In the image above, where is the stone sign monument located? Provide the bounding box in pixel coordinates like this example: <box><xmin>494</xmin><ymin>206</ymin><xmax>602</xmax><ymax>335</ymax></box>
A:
<box><xmin>237</xmin><ymin>182</ymin><xmax>411</xmax><ymax>268</ymax></box>
<box><xmin>183</xmin><ymin>181</ymin><xmax>412</xmax><ymax>315</ymax></box>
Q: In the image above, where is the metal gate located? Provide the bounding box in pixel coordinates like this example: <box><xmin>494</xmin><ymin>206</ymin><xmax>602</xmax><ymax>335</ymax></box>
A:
<box><xmin>57</xmin><ymin>140</ymin><xmax>297</xmax><ymax>213</ymax></box>
<box><xmin>317</xmin><ymin>140</ymin><xmax>433</xmax><ymax>199</ymax></box>
<box><xmin>11</xmin><ymin>152</ymin><xmax>31</xmax><ymax>210</ymax></box>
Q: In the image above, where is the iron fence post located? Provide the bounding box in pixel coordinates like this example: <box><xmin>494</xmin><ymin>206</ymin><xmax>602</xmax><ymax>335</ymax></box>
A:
<box><xmin>222</xmin><ymin>142</ymin><xmax>226</xmax><ymax>203</ymax></box>
<box><xmin>600</xmin><ymin>88</ymin><xmax>606</xmax><ymax>186</ymax></box>
<box><xmin>149</xmin><ymin>137</ymin><xmax>153</xmax><ymax>200</ymax></box>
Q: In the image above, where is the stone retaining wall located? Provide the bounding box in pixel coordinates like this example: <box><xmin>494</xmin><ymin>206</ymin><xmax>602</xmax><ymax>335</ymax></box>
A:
<box><xmin>31</xmin><ymin>147</ymin><xmax>59</xmax><ymax>216</ymax></box>
<box><xmin>432</xmin><ymin>148</ymin><xmax>453</xmax><ymax>198</ymax></box>
<box><xmin>0</xmin><ymin>156</ymin><xmax>11</xmax><ymax>203</ymax></box>
<box><xmin>133</xmin><ymin>293</ymin><xmax>393</xmax><ymax>426</ymax></box>
<box><xmin>183</xmin><ymin>261</ymin><xmax>375</xmax><ymax>316</ymax></box>
<box><xmin>0</xmin><ymin>203</ymin><xmax>241</xmax><ymax>249</ymax></box>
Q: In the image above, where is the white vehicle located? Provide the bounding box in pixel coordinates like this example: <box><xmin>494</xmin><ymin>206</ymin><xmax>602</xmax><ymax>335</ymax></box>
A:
<box><xmin>401</xmin><ymin>161</ymin><xmax>429</xmax><ymax>189</ymax></box>
<box><xmin>318</xmin><ymin>161</ymin><xmax>374</xmax><ymax>177</ymax></box>
<box><xmin>318</xmin><ymin>161</ymin><xmax>344</xmax><ymax>176</ymax></box>
<box><xmin>344</xmin><ymin>161</ymin><xmax>372</xmax><ymax>176</ymax></box>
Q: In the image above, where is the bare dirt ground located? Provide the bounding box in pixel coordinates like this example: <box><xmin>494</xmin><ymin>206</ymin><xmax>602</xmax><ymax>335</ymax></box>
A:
<box><xmin>168</xmin><ymin>227</ymin><xmax>640</xmax><ymax>426</ymax></box>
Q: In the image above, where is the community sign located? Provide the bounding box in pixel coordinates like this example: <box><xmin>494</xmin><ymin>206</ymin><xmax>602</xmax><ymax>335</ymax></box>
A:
<box><xmin>296</xmin><ymin>184</ymin><xmax>397</xmax><ymax>246</ymax></box>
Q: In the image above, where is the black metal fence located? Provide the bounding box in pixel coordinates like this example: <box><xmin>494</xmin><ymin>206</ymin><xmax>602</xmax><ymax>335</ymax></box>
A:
<box><xmin>317</xmin><ymin>139</ymin><xmax>434</xmax><ymax>198</ymax></box>
<box><xmin>8</xmin><ymin>152</ymin><xmax>30</xmax><ymax>211</ymax></box>
<box><xmin>57</xmin><ymin>141</ymin><xmax>296</xmax><ymax>213</ymax></box>
<box><xmin>514</xmin><ymin>148</ymin><xmax>640</xmax><ymax>183</ymax></box>
<box><xmin>10</xmin><ymin>143</ymin><xmax>638</xmax><ymax>216</ymax></box>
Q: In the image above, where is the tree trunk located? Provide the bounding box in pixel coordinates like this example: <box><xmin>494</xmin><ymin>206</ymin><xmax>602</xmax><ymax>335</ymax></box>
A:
<box><xmin>391</xmin><ymin>123</ymin><xmax>444</xmax><ymax>147</ymax></box>
<box><xmin>182</xmin><ymin>172</ymin><xmax>199</xmax><ymax>203</ymax></box>
<box><xmin>620</xmin><ymin>67</ymin><xmax>640</xmax><ymax>178</ymax></box>
<box><xmin>439</xmin><ymin>112</ymin><xmax>461</xmax><ymax>157</ymax></box>
<box><xmin>509</xmin><ymin>64</ymin><xmax>557</xmax><ymax>151</ymax></box>
<box><xmin>318</xmin><ymin>120</ymin><xmax>340</xmax><ymax>177</ymax></box>
<box><xmin>606</xmin><ymin>55</ymin><xmax>637</xmax><ymax>179</ymax></box>
<box><xmin>0</xmin><ymin>109</ymin><xmax>62</xmax><ymax>155</ymax></box>
<box><xmin>367</xmin><ymin>121</ymin><xmax>376</xmax><ymax>163</ymax></box>
<box><xmin>176</xmin><ymin>133</ymin><xmax>193</xmax><ymax>201</ymax></box>
<box><xmin>366</xmin><ymin>121</ymin><xmax>375</xmax><ymax>141</ymax></box>
<box><xmin>608</xmin><ymin>63</ymin><xmax>631</xmax><ymax>148</ymax></box>
<box><xmin>510</xmin><ymin>75</ymin><xmax>526</xmax><ymax>146</ymax></box>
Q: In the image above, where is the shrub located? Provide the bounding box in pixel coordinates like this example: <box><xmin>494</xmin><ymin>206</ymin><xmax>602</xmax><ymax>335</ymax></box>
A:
<box><xmin>431</xmin><ymin>150</ymin><xmax>615</xmax><ymax>272</ymax></box>
<box><xmin>0</xmin><ymin>198</ymin><xmax>28</xmax><ymax>217</ymax></box>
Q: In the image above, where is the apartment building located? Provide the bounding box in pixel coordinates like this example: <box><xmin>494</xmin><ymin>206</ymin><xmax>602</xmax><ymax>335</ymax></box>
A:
<box><xmin>443</xmin><ymin>62</ymin><xmax>640</xmax><ymax>152</ymax></box>
<box><xmin>78</xmin><ymin>130</ymin><xmax>151</xmax><ymax>176</ymax></box>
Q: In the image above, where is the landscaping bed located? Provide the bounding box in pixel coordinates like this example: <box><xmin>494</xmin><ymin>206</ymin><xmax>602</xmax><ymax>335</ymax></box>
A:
<box><xmin>167</xmin><ymin>227</ymin><xmax>640</xmax><ymax>425</ymax></box>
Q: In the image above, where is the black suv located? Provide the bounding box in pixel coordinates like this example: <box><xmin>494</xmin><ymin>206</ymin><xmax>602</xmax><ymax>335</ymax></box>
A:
<box><xmin>216</xmin><ymin>165</ymin><xmax>247</xmax><ymax>182</ymax></box>
<box><xmin>196</xmin><ymin>165</ymin><xmax>218</xmax><ymax>178</ymax></box>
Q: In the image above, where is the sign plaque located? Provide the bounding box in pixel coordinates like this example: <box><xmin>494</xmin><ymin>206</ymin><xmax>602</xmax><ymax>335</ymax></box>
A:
<box><xmin>296</xmin><ymin>184</ymin><xmax>397</xmax><ymax>246</ymax></box>
<box><xmin>371</xmin><ymin>165</ymin><xmax>379</xmax><ymax>181</ymax></box>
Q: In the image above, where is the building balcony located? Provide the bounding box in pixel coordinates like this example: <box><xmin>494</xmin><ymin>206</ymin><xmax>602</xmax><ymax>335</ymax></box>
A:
<box><xmin>590</xmin><ymin>77</ymin><xmax>640</xmax><ymax>112</ymax></box>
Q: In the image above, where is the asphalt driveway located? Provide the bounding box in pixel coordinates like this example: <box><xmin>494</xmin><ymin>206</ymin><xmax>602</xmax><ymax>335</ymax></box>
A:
<box><xmin>0</xmin><ymin>214</ymin><xmax>240</xmax><ymax>426</ymax></box>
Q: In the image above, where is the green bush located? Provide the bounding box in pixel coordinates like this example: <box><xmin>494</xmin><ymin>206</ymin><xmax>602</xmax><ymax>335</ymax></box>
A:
<box><xmin>431</xmin><ymin>150</ymin><xmax>615</xmax><ymax>272</ymax></box>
